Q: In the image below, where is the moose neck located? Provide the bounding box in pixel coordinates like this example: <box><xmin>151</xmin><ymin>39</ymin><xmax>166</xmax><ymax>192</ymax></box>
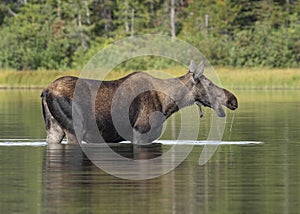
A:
<box><xmin>158</xmin><ymin>73</ymin><xmax>195</xmax><ymax>118</ymax></box>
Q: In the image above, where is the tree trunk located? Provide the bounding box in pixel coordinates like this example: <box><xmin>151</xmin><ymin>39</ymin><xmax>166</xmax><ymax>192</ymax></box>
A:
<box><xmin>7</xmin><ymin>7</ymin><xmax>17</xmax><ymax>17</ymax></box>
<box><xmin>170</xmin><ymin>0</ymin><xmax>176</xmax><ymax>38</ymax></box>
<box><xmin>104</xmin><ymin>7</ymin><xmax>111</xmax><ymax>38</ymax></box>
<box><xmin>57</xmin><ymin>0</ymin><xmax>61</xmax><ymax>19</ymax></box>
<box><xmin>125</xmin><ymin>9</ymin><xmax>129</xmax><ymax>33</ymax></box>
<box><xmin>84</xmin><ymin>0</ymin><xmax>91</xmax><ymax>25</ymax></box>
<box><xmin>78</xmin><ymin>9</ymin><xmax>88</xmax><ymax>49</ymax></box>
<box><xmin>131</xmin><ymin>9</ymin><xmax>135</xmax><ymax>37</ymax></box>
<box><xmin>205</xmin><ymin>14</ymin><xmax>209</xmax><ymax>37</ymax></box>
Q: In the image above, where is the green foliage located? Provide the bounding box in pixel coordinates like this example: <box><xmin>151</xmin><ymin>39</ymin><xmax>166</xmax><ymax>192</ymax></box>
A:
<box><xmin>180</xmin><ymin>0</ymin><xmax>300</xmax><ymax>68</ymax></box>
<box><xmin>228</xmin><ymin>21</ymin><xmax>300</xmax><ymax>67</ymax></box>
<box><xmin>0</xmin><ymin>0</ymin><xmax>299</xmax><ymax>70</ymax></box>
<box><xmin>0</xmin><ymin>3</ymin><xmax>76</xmax><ymax>69</ymax></box>
<box><xmin>113</xmin><ymin>56</ymin><xmax>184</xmax><ymax>71</ymax></box>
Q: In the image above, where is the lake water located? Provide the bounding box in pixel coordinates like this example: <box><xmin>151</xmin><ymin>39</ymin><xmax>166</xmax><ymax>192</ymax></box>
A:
<box><xmin>0</xmin><ymin>89</ymin><xmax>300</xmax><ymax>213</ymax></box>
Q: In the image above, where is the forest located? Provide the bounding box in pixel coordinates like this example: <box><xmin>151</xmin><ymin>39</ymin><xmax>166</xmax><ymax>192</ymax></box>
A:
<box><xmin>0</xmin><ymin>0</ymin><xmax>299</xmax><ymax>70</ymax></box>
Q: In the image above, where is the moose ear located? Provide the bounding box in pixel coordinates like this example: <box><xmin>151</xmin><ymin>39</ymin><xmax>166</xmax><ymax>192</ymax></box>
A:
<box><xmin>189</xmin><ymin>60</ymin><xmax>197</xmax><ymax>73</ymax></box>
<box><xmin>193</xmin><ymin>61</ymin><xmax>204</xmax><ymax>80</ymax></box>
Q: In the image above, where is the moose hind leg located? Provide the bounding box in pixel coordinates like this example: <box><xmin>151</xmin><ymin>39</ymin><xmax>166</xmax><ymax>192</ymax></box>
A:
<box><xmin>46</xmin><ymin>117</ymin><xmax>65</xmax><ymax>144</ymax></box>
<box><xmin>42</xmin><ymin>92</ymin><xmax>65</xmax><ymax>144</ymax></box>
<box><xmin>65</xmin><ymin>131</ymin><xmax>79</xmax><ymax>144</ymax></box>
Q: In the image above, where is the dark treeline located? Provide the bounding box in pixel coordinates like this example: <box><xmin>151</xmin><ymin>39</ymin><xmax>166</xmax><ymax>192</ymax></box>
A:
<box><xmin>0</xmin><ymin>0</ymin><xmax>299</xmax><ymax>70</ymax></box>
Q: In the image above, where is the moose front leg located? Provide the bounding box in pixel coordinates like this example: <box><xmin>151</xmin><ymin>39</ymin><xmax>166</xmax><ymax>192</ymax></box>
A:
<box><xmin>132</xmin><ymin>126</ymin><xmax>163</xmax><ymax>159</ymax></box>
<box><xmin>132</xmin><ymin>127</ymin><xmax>161</xmax><ymax>159</ymax></box>
<box><xmin>132</xmin><ymin>111</ymin><xmax>165</xmax><ymax>144</ymax></box>
<box><xmin>132</xmin><ymin>111</ymin><xmax>165</xmax><ymax>159</ymax></box>
<box><xmin>132</xmin><ymin>129</ymin><xmax>147</xmax><ymax>160</ymax></box>
<box><xmin>132</xmin><ymin>129</ymin><xmax>145</xmax><ymax>145</ymax></box>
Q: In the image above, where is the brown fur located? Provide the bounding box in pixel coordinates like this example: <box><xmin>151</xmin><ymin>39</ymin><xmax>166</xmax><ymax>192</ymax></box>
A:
<box><xmin>41</xmin><ymin>68</ymin><xmax>238</xmax><ymax>144</ymax></box>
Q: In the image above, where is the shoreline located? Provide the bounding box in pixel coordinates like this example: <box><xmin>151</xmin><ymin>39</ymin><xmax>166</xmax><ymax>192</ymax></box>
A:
<box><xmin>0</xmin><ymin>86</ymin><xmax>44</xmax><ymax>90</ymax></box>
<box><xmin>0</xmin><ymin>67</ymin><xmax>299</xmax><ymax>90</ymax></box>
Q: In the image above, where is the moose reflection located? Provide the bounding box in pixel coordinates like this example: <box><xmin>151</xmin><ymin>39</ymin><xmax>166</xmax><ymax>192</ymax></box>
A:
<box><xmin>42</xmin><ymin>143</ymin><xmax>164</xmax><ymax>212</ymax></box>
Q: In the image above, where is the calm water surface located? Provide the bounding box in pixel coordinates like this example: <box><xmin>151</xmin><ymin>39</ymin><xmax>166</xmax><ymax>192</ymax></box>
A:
<box><xmin>0</xmin><ymin>90</ymin><xmax>300</xmax><ymax>214</ymax></box>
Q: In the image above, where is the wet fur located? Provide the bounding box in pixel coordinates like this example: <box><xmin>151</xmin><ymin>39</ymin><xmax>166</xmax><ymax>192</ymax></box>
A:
<box><xmin>41</xmin><ymin>74</ymin><xmax>178</xmax><ymax>144</ymax></box>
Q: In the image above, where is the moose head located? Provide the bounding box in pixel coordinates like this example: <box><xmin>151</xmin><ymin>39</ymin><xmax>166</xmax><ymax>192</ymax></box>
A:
<box><xmin>189</xmin><ymin>61</ymin><xmax>238</xmax><ymax>117</ymax></box>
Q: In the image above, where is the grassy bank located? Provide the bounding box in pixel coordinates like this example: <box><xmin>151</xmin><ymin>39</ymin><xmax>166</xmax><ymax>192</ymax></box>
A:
<box><xmin>0</xmin><ymin>68</ymin><xmax>299</xmax><ymax>89</ymax></box>
<box><xmin>217</xmin><ymin>67</ymin><xmax>300</xmax><ymax>90</ymax></box>
<box><xmin>0</xmin><ymin>70</ymin><xmax>80</xmax><ymax>89</ymax></box>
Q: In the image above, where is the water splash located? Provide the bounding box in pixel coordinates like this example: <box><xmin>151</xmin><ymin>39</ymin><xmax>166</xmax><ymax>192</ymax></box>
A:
<box><xmin>0</xmin><ymin>142</ymin><xmax>47</xmax><ymax>146</ymax></box>
<box><xmin>0</xmin><ymin>139</ymin><xmax>263</xmax><ymax>146</ymax></box>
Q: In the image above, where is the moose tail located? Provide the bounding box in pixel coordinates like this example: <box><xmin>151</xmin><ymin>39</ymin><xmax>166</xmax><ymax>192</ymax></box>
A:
<box><xmin>41</xmin><ymin>89</ymin><xmax>49</xmax><ymax>124</ymax></box>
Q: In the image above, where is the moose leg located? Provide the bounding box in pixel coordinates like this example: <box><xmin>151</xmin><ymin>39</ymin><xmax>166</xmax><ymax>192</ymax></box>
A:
<box><xmin>42</xmin><ymin>94</ymin><xmax>65</xmax><ymax>144</ymax></box>
<box><xmin>65</xmin><ymin>131</ymin><xmax>79</xmax><ymax>144</ymax></box>
<box><xmin>132</xmin><ymin>111</ymin><xmax>165</xmax><ymax>158</ymax></box>
<box><xmin>132</xmin><ymin>111</ymin><xmax>164</xmax><ymax>144</ymax></box>
<box><xmin>132</xmin><ymin>129</ymin><xmax>146</xmax><ymax>145</ymax></box>
<box><xmin>46</xmin><ymin>117</ymin><xmax>65</xmax><ymax>144</ymax></box>
<box><xmin>132</xmin><ymin>129</ymin><xmax>147</xmax><ymax>160</ymax></box>
<box><xmin>132</xmin><ymin>124</ymin><xmax>163</xmax><ymax>159</ymax></box>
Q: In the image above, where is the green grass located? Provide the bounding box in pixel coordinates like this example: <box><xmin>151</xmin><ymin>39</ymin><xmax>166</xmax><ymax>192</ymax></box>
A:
<box><xmin>0</xmin><ymin>70</ymin><xmax>80</xmax><ymax>89</ymax></box>
<box><xmin>217</xmin><ymin>67</ymin><xmax>300</xmax><ymax>90</ymax></box>
<box><xmin>0</xmin><ymin>67</ymin><xmax>299</xmax><ymax>89</ymax></box>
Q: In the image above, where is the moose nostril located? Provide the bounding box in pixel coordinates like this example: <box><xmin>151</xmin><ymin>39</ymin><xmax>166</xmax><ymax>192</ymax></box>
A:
<box><xmin>227</xmin><ymin>96</ymin><xmax>238</xmax><ymax>109</ymax></box>
<box><xmin>232</xmin><ymin>98</ymin><xmax>238</xmax><ymax>109</ymax></box>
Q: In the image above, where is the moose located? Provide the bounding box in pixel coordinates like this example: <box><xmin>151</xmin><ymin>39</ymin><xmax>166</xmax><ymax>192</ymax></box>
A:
<box><xmin>41</xmin><ymin>61</ymin><xmax>238</xmax><ymax>145</ymax></box>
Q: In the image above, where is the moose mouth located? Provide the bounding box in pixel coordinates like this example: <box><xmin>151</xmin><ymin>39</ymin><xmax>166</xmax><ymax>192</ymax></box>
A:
<box><xmin>196</xmin><ymin>100</ymin><xmax>238</xmax><ymax>118</ymax></box>
<box><xmin>195</xmin><ymin>101</ymin><xmax>225</xmax><ymax>118</ymax></box>
<box><xmin>214</xmin><ymin>102</ymin><xmax>226</xmax><ymax>117</ymax></box>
